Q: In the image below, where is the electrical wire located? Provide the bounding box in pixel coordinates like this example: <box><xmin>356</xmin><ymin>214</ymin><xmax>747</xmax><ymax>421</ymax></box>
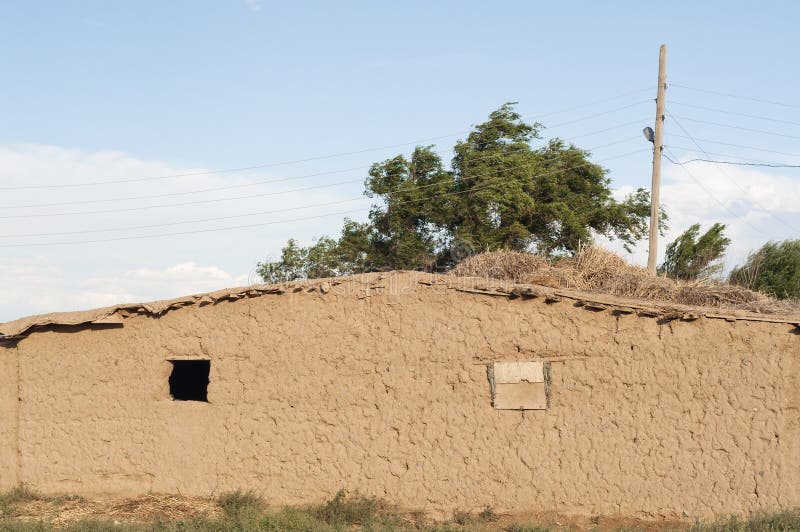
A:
<box><xmin>0</xmin><ymin>209</ymin><xmax>365</xmax><ymax>248</ymax></box>
<box><xmin>2</xmin><ymin>168</ymin><xmax>365</xmax><ymax>210</ymax></box>
<box><xmin>666</xmin><ymin>111</ymin><xmax>799</xmax><ymax>233</ymax></box>
<box><xmin>0</xmin><ymin>140</ymin><xmax>644</xmax><ymax>222</ymax></box>
<box><xmin>671</xmin><ymin>115</ymin><xmax>800</xmax><ymax>141</ymax></box>
<box><xmin>0</xmin><ymin>178</ymin><xmax>364</xmax><ymax>219</ymax></box>
<box><xmin>666</xmin><ymin>146</ymin><xmax>774</xmax><ymax>164</ymax></box>
<box><xmin>662</xmin><ymin>146</ymin><xmax>765</xmax><ymax>236</ymax></box>
<box><xmin>0</xmin><ymin>149</ymin><xmax>649</xmax><ymax>245</ymax></box>
<box><xmin>0</xmin><ymin>92</ymin><xmax>652</xmax><ymax>191</ymax></box>
<box><xmin>0</xmin><ymin>196</ymin><xmax>371</xmax><ymax>239</ymax></box>
<box><xmin>0</xmin><ymin>132</ymin><xmax>645</xmax><ymax>213</ymax></box>
<box><xmin>670</xmin><ymin>82</ymin><xmax>800</xmax><ymax>110</ymax></box>
<box><xmin>538</xmin><ymin>99</ymin><xmax>651</xmax><ymax>129</ymax></box>
<box><xmin>663</xmin><ymin>153</ymin><xmax>800</xmax><ymax>169</ymax></box>
<box><xmin>668</xmin><ymin>135</ymin><xmax>800</xmax><ymax>159</ymax></box>
<box><xmin>668</xmin><ymin>100</ymin><xmax>800</xmax><ymax>128</ymax></box>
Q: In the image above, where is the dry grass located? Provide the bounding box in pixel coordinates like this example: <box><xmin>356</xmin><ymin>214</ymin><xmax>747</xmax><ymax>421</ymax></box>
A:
<box><xmin>4</xmin><ymin>492</ymin><xmax>220</xmax><ymax>527</ymax></box>
<box><xmin>3</xmin><ymin>487</ymin><xmax>800</xmax><ymax>531</ymax></box>
<box><xmin>451</xmin><ymin>246</ymin><xmax>799</xmax><ymax>314</ymax></box>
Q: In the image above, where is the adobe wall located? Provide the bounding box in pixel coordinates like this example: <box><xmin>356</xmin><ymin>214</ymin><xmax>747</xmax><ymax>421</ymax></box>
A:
<box><xmin>5</xmin><ymin>273</ymin><xmax>800</xmax><ymax>519</ymax></box>
<box><xmin>0</xmin><ymin>344</ymin><xmax>18</xmax><ymax>489</ymax></box>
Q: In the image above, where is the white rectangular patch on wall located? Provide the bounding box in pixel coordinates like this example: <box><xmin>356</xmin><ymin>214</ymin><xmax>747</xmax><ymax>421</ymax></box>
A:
<box><xmin>490</xmin><ymin>361</ymin><xmax>548</xmax><ymax>410</ymax></box>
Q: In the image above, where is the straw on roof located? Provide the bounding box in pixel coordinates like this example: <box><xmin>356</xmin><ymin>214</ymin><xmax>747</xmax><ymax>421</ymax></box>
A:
<box><xmin>450</xmin><ymin>246</ymin><xmax>798</xmax><ymax>315</ymax></box>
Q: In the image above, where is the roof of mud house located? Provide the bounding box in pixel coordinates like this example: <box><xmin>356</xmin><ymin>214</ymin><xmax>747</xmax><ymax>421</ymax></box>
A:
<box><xmin>1</xmin><ymin>271</ymin><xmax>799</xmax><ymax>343</ymax></box>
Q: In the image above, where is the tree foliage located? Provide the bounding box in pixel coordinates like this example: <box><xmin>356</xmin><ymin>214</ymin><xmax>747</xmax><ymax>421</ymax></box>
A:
<box><xmin>258</xmin><ymin>103</ymin><xmax>667</xmax><ymax>282</ymax></box>
<box><xmin>658</xmin><ymin>223</ymin><xmax>730</xmax><ymax>280</ymax></box>
<box><xmin>256</xmin><ymin>220</ymin><xmax>375</xmax><ymax>284</ymax></box>
<box><xmin>729</xmin><ymin>239</ymin><xmax>800</xmax><ymax>299</ymax></box>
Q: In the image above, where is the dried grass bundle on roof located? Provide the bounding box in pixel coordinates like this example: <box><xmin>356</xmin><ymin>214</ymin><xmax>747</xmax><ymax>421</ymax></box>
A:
<box><xmin>450</xmin><ymin>246</ymin><xmax>797</xmax><ymax>314</ymax></box>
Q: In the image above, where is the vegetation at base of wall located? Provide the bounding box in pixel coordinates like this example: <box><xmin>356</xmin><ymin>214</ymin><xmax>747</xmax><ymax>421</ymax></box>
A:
<box><xmin>217</xmin><ymin>489</ymin><xmax>265</xmax><ymax>519</ymax></box>
<box><xmin>2</xmin><ymin>487</ymin><xmax>800</xmax><ymax>531</ymax></box>
<box><xmin>689</xmin><ymin>510</ymin><xmax>800</xmax><ymax>531</ymax></box>
<box><xmin>0</xmin><ymin>485</ymin><xmax>41</xmax><ymax>515</ymax></box>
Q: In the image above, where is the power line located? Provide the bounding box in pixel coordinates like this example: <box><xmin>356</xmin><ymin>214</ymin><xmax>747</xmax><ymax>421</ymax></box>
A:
<box><xmin>671</xmin><ymin>115</ymin><xmax>800</xmax><ymax>141</ymax></box>
<box><xmin>0</xmin><ymin>196</ymin><xmax>370</xmax><ymax>239</ymax></box>
<box><xmin>666</xmin><ymin>146</ymin><xmax>774</xmax><ymax>164</ymax></box>
<box><xmin>668</xmin><ymin>100</ymin><xmax>800</xmax><ymax>128</ymax></box>
<box><xmin>670</xmin><ymin>82</ymin><xmax>800</xmax><ymax>110</ymax></box>
<box><xmin>0</xmin><ymin>209</ymin><xmax>366</xmax><ymax>248</ymax></box>
<box><xmin>1</xmin><ymin>168</ymin><xmax>365</xmax><ymax>210</ymax></box>
<box><xmin>0</xmin><ymin>133</ymin><xmax>645</xmax><ymax>212</ymax></box>
<box><xmin>539</xmin><ymin>99</ymin><xmax>651</xmax><ymax>129</ymax></box>
<box><xmin>666</xmin><ymin>112</ymin><xmax>799</xmax><ymax>233</ymax></box>
<box><xmin>0</xmin><ymin>93</ymin><xmax>652</xmax><ymax>191</ymax></box>
<box><xmin>0</xmin><ymin>140</ymin><xmax>451</xmax><ymax>192</ymax></box>
<box><xmin>669</xmin><ymin>134</ymin><xmax>800</xmax><ymax>159</ymax></box>
<box><xmin>0</xmin><ymin>139</ymin><xmax>644</xmax><ymax>222</ymax></box>
<box><xmin>0</xmin><ymin>178</ymin><xmax>365</xmax><ymax>219</ymax></box>
<box><xmin>555</xmin><ymin>117</ymin><xmax>649</xmax><ymax>140</ymax></box>
<box><xmin>531</xmin><ymin>87</ymin><xmax>652</xmax><ymax>119</ymax></box>
<box><xmin>664</xmin><ymin>153</ymin><xmax>800</xmax><ymax>169</ymax></box>
<box><xmin>0</xmin><ymin>149</ymin><xmax>649</xmax><ymax>245</ymax></box>
<box><xmin>662</xmin><ymin>146</ymin><xmax>765</xmax><ymax>236</ymax></box>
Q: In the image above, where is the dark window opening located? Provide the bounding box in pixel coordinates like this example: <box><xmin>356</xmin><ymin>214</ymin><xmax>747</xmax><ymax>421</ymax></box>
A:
<box><xmin>168</xmin><ymin>360</ymin><xmax>210</xmax><ymax>402</ymax></box>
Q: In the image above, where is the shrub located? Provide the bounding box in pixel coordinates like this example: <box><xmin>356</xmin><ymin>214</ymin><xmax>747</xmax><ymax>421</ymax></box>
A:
<box><xmin>659</xmin><ymin>223</ymin><xmax>730</xmax><ymax>280</ymax></box>
<box><xmin>217</xmin><ymin>490</ymin><xmax>264</xmax><ymax>519</ymax></box>
<box><xmin>730</xmin><ymin>240</ymin><xmax>800</xmax><ymax>300</ymax></box>
<box><xmin>310</xmin><ymin>490</ymin><xmax>382</xmax><ymax>526</ymax></box>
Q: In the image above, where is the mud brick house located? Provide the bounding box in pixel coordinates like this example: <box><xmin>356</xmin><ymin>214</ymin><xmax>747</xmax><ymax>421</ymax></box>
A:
<box><xmin>1</xmin><ymin>271</ymin><xmax>798</xmax><ymax>519</ymax></box>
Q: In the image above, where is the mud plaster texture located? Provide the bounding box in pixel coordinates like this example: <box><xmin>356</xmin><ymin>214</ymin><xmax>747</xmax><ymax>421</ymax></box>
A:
<box><xmin>0</xmin><ymin>271</ymin><xmax>798</xmax><ymax>520</ymax></box>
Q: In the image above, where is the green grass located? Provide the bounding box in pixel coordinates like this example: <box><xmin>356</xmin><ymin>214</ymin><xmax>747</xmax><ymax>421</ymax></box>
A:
<box><xmin>506</xmin><ymin>525</ymin><xmax>554</xmax><ymax>532</ymax></box>
<box><xmin>1</xmin><ymin>486</ymin><xmax>800</xmax><ymax>531</ymax></box>
<box><xmin>218</xmin><ymin>489</ymin><xmax>264</xmax><ymax>518</ymax></box>
<box><xmin>689</xmin><ymin>510</ymin><xmax>800</xmax><ymax>532</ymax></box>
<box><xmin>0</xmin><ymin>485</ymin><xmax>42</xmax><ymax>517</ymax></box>
<box><xmin>311</xmin><ymin>489</ymin><xmax>384</xmax><ymax>527</ymax></box>
<box><xmin>0</xmin><ymin>485</ymin><xmax>41</xmax><ymax>505</ymax></box>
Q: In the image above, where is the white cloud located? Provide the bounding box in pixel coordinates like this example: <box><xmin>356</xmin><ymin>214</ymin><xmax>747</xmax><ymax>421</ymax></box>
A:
<box><xmin>83</xmin><ymin>262</ymin><xmax>248</xmax><ymax>301</ymax></box>
<box><xmin>244</xmin><ymin>0</ymin><xmax>261</xmax><ymax>11</ymax></box>
<box><xmin>0</xmin><ymin>258</ymin><xmax>249</xmax><ymax>320</ymax></box>
<box><xmin>0</xmin><ymin>143</ymin><xmax>368</xmax><ymax>322</ymax></box>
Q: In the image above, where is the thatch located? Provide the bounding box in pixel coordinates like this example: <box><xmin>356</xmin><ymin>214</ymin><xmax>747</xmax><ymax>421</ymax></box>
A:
<box><xmin>450</xmin><ymin>246</ymin><xmax>798</xmax><ymax>314</ymax></box>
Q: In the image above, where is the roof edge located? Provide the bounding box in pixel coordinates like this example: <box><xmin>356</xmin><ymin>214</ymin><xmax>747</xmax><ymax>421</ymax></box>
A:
<box><xmin>2</xmin><ymin>271</ymin><xmax>799</xmax><ymax>342</ymax></box>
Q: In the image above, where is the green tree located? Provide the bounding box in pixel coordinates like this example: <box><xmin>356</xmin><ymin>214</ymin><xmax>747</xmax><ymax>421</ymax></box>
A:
<box><xmin>729</xmin><ymin>240</ymin><xmax>800</xmax><ymax>299</ymax></box>
<box><xmin>446</xmin><ymin>104</ymin><xmax>662</xmax><ymax>255</ymax></box>
<box><xmin>658</xmin><ymin>223</ymin><xmax>730</xmax><ymax>280</ymax></box>
<box><xmin>363</xmin><ymin>145</ymin><xmax>453</xmax><ymax>269</ymax></box>
<box><xmin>256</xmin><ymin>239</ymin><xmax>307</xmax><ymax>283</ymax></box>
<box><xmin>256</xmin><ymin>219</ymin><xmax>383</xmax><ymax>283</ymax></box>
<box><xmin>258</xmin><ymin>102</ymin><xmax>668</xmax><ymax>281</ymax></box>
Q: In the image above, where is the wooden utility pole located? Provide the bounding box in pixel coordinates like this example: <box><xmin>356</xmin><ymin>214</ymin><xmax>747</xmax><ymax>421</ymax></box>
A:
<box><xmin>647</xmin><ymin>44</ymin><xmax>667</xmax><ymax>273</ymax></box>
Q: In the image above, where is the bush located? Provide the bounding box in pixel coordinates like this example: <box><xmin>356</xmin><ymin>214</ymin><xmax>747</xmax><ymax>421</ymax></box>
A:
<box><xmin>659</xmin><ymin>223</ymin><xmax>730</xmax><ymax>280</ymax></box>
<box><xmin>310</xmin><ymin>489</ymin><xmax>382</xmax><ymax>527</ymax></box>
<box><xmin>217</xmin><ymin>490</ymin><xmax>264</xmax><ymax>518</ymax></box>
<box><xmin>730</xmin><ymin>240</ymin><xmax>800</xmax><ymax>299</ymax></box>
<box><xmin>0</xmin><ymin>486</ymin><xmax>42</xmax><ymax>516</ymax></box>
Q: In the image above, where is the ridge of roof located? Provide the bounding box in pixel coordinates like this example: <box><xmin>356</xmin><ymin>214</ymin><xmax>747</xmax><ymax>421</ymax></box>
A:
<box><xmin>1</xmin><ymin>271</ymin><xmax>798</xmax><ymax>343</ymax></box>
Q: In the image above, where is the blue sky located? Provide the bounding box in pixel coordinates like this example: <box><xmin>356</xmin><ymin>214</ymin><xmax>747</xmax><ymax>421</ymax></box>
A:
<box><xmin>1</xmin><ymin>1</ymin><xmax>799</xmax><ymax>320</ymax></box>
